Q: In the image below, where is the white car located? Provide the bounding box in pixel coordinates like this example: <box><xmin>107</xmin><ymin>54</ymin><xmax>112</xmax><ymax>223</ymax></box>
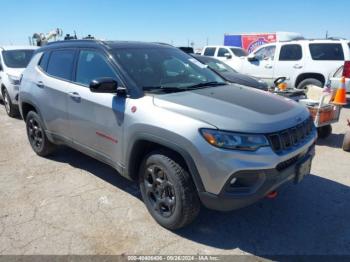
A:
<box><xmin>329</xmin><ymin>61</ymin><xmax>350</xmax><ymax>92</ymax></box>
<box><xmin>201</xmin><ymin>45</ymin><xmax>247</xmax><ymax>70</ymax></box>
<box><xmin>238</xmin><ymin>39</ymin><xmax>350</xmax><ymax>89</ymax></box>
<box><xmin>0</xmin><ymin>46</ymin><xmax>37</xmax><ymax>117</ymax></box>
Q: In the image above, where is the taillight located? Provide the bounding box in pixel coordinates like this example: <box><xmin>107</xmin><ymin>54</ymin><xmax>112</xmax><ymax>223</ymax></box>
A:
<box><xmin>343</xmin><ymin>61</ymin><xmax>350</xmax><ymax>78</ymax></box>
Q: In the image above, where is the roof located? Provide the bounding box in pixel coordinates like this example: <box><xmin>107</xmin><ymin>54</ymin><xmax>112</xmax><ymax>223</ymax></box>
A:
<box><xmin>203</xmin><ymin>45</ymin><xmax>244</xmax><ymax>49</ymax></box>
<box><xmin>0</xmin><ymin>45</ymin><xmax>38</xmax><ymax>51</ymax></box>
<box><xmin>39</xmin><ymin>40</ymin><xmax>174</xmax><ymax>52</ymax></box>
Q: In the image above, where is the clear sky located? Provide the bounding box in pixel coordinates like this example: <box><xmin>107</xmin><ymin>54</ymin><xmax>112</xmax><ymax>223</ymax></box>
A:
<box><xmin>1</xmin><ymin>0</ymin><xmax>349</xmax><ymax>47</ymax></box>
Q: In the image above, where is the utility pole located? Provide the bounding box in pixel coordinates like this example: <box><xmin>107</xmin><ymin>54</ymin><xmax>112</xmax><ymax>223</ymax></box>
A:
<box><xmin>206</xmin><ymin>37</ymin><xmax>209</xmax><ymax>46</ymax></box>
<box><xmin>326</xmin><ymin>30</ymin><xmax>328</xmax><ymax>39</ymax></box>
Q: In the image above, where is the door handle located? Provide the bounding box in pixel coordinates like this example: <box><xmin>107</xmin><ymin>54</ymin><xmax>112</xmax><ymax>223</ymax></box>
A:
<box><xmin>36</xmin><ymin>81</ymin><xmax>44</xmax><ymax>88</ymax></box>
<box><xmin>293</xmin><ymin>64</ymin><xmax>303</xmax><ymax>69</ymax></box>
<box><xmin>265</xmin><ymin>64</ymin><xmax>273</xmax><ymax>69</ymax></box>
<box><xmin>68</xmin><ymin>92</ymin><xmax>81</xmax><ymax>101</ymax></box>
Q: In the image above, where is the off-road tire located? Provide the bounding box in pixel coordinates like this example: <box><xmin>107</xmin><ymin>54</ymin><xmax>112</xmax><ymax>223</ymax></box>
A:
<box><xmin>317</xmin><ymin>124</ymin><xmax>332</xmax><ymax>139</ymax></box>
<box><xmin>139</xmin><ymin>150</ymin><xmax>200</xmax><ymax>230</ymax></box>
<box><xmin>25</xmin><ymin>111</ymin><xmax>55</xmax><ymax>156</ymax></box>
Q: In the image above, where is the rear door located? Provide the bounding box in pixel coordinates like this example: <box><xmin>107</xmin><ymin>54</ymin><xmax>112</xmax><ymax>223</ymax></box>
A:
<box><xmin>273</xmin><ymin>44</ymin><xmax>304</xmax><ymax>87</ymax></box>
<box><xmin>67</xmin><ymin>49</ymin><xmax>126</xmax><ymax>165</ymax></box>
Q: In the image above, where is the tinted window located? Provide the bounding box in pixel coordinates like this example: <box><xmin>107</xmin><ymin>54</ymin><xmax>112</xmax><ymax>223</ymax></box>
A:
<box><xmin>230</xmin><ymin>48</ymin><xmax>247</xmax><ymax>57</ymax></box>
<box><xmin>203</xmin><ymin>47</ymin><xmax>216</xmax><ymax>56</ymax></box>
<box><xmin>46</xmin><ymin>50</ymin><xmax>75</xmax><ymax>80</ymax></box>
<box><xmin>2</xmin><ymin>50</ymin><xmax>34</xmax><ymax>68</ymax></box>
<box><xmin>217</xmin><ymin>48</ymin><xmax>230</xmax><ymax>57</ymax></box>
<box><xmin>309</xmin><ymin>43</ymin><xmax>344</xmax><ymax>60</ymax></box>
<box><xmin>76</xmin><ymin>50</ymin><xmax>116</xmax><ymax>86</ymax></box>
<box><xmin>254</xmin><ymin>46</ymin><xmax>276</xmax><ymax>60</ymax></box>
<box><xmin>38</xmin><ymin>52</ymin><xmax>50</xmax><ymax>71</ymax></box>
<box><xmin>279</xmin><ymin>44</ymin><xmax>302</xmax><ymax>61</ymax></box>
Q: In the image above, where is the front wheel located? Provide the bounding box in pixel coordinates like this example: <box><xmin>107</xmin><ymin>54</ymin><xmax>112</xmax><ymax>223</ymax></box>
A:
<box><xmin>139</xmin><ymin>150</ymin><xmax>200</xmax><ymax>230</ymax></box>
<box><xmin>2</xmin><ymin>88</ymin><xmax>18</xmax><ymax>117</ymax></box>
<box><xmin>25</xmin><ymin>111</ymin><xmax>56</xmax><ymax>156</ymax></box>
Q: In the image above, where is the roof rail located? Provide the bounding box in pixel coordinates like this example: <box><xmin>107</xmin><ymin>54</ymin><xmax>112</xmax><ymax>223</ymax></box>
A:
<box><xmin>45</xmin><ymin>39</ymin><xmax>101</xmax><ymax>46</ymax></box>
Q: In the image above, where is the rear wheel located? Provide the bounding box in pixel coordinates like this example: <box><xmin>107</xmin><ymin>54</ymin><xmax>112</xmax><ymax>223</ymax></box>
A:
<box><xmin>25</xmin><ymin>111</ymin><xmax>55</xmax><ymax>156</ymax></box>
<box><xmin>2</xmin><ymin>88</ymin><xmax>18</xmax><ymax>117</ymax></box>
<box><xmin>342</xmin><ymin>131</ymin><xmax>350</xmax><ymax>152</ymax></box>
<box><xmin>317</xmin><ymin>125</ymin><xmax>332</xmax><ymax>139</ymax></box>
<box><xmin>139</xmin><ymin>150</ymin><xmax>200</xmax><ymax>230</ymax></box>
<box><xmin>297</xmin><ymin>78</ymin><xmax>323</xmax><ymax>89</ymax></box>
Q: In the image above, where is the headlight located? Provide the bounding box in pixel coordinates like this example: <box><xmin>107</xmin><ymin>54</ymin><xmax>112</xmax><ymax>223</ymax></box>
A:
<box><xmin>200</xmin><ymin>128</ymin><xmax>269</xmax><ymax>151</ymax></box>
<box><xmin>7</xmin><ymin>74</ymin><xmax>21</xmax><ymax>85</ymax></box>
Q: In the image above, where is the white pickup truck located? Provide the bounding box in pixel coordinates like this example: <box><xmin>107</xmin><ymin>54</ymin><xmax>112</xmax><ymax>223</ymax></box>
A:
<box><xmin>201</xmin><ymin>45</ymin><xmax>247</xmax><ymax>71</ymax></box>
<box><xmin>233</xmin><ymin>39</ymin><xmax>350</xmax><ymax>89</ymax></box>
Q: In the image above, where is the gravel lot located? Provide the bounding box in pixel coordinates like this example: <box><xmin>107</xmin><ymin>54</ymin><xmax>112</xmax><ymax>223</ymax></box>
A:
<box><xmin>0</xmin><ymin>99</ymin><xmax>349</xmax><ymax>257</ymax></box>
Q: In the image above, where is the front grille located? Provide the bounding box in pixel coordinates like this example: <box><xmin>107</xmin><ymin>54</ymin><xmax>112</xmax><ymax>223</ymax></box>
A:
<box><xmin>267</xmin><ymin>117</ymin><xmax>315</xmax><ymax>153</ymax></box>
<box><xmin>276</xmin><ymin>154</ymin><xmax>299</xmax><ymax>171</ymax></box>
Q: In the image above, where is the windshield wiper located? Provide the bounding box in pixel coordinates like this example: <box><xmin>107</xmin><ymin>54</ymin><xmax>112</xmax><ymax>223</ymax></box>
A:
<box><xmin>185</xmin><ymin>81</ymin><xmax>226</xmax><ymax>89</ymax></box>
<box><xmin>143</xmin><ymin>86</ymin><xmax>189</xmax><ymax>93</ymax></box>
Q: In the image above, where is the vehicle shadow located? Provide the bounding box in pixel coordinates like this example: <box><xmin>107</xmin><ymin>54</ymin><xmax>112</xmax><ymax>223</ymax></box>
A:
<box><xmin>176</xmin><ymin>174</ymin><xmax>350</xmax><ymax>255</ymax></box>
<box><xmin>316</xmin><ymin>133</ymin><xmax>344</xmax><ymax>148</ymax></box>
<box><xmin>46</xmin><ymin>147</ymin><xmax>350</xmax><ymax>255</ymax></box>
<box><xmin>47</xmin><ymin>146</ymin><xmax>141</xmax><ymax>198</ymax></box>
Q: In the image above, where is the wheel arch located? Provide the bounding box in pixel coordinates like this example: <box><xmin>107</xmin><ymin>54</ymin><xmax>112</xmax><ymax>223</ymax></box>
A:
<box><xmin>295</xmin><ymin>73</ymin><xmax>326</xmax><ymax>88</ymax></box>
<box><xmin>125</xmin><ymin>135</ymin><xmax>205</xmax><ymax>192</ymax></box>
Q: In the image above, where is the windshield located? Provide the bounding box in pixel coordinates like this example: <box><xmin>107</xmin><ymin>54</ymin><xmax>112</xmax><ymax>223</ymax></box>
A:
<box><xmin>2</xmin><ymin>50</ymin><xmax>34</xmax><ymax>68</ymax></box>
<box><xmin>230</xmin><ymin>48</ymin><xmax>247</xmax><ymax>57</ymax></box>
<box><xmin>111</xmin><ymin>47</ymin><xmax>225</xmax><ymax>92</ymax></box>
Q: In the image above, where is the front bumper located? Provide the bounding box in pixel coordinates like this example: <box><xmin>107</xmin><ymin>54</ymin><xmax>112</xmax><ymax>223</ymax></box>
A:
<box><xmin>198</xmin><ymin>144</ymin><xmax>315</xmax><ymax>211</ymax></box>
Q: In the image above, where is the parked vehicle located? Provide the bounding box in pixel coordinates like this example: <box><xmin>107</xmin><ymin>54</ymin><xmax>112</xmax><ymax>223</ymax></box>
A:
<box><xmin>0</xmin><ymin>46</ymin><xmax>37</xmax><ymax>117</ymax></box>
<box><xmin>200</xmin><ymin>45</ymin><xmax>247</xmax><ymax>70</ymax></box>
<box><xmin>178</xmin><ymin>47</ymin><xmax>194</xmax><ymax>54</ymax></box>
<box><xmin>329</xmin><ymin>61</ymin><xmax>350</xmax><ymax>92</ymax></box>
<box><xmin>193</xmin><ymin>55</ymin><xmax>268</xmax><ymax>90</ymax></box>
<box><xmin>238</xmin><ymin>39</ymin><xmax>350</xmax><ymax>89</ymax></box>
<box><xmin>20</xmin><ymin>40</ymin><xmax>317</xmax><ymax>229</ymax></box>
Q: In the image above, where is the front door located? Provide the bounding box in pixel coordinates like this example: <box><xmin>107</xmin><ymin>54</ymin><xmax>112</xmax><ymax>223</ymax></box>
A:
<box><xmin>240</xmin><ymin>45</ymin><xmax>276</xmax><ymax>86</ymax></box>
<box><xmin>67</xmin><ymin>49</ymin><xmax>126</xmax><ymax>166</ymax></box>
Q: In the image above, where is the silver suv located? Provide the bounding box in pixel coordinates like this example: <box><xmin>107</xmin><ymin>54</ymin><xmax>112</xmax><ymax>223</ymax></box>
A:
<box><xmin>19</xmin><ymin>40</ymin><xmax>317</xmax><ymax>229</ymax></box>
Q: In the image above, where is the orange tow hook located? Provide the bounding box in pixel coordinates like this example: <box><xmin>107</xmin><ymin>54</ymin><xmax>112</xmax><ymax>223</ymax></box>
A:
<box><xmin>266</xmin><ymin>191</ymin><xmax>278</xmax><ymax>199</ymax></box>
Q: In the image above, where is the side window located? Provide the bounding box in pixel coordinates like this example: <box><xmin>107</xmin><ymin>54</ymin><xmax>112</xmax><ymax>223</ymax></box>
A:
<box><xmin>203</xmin><ymin>47</ymin><xmax>216</xmax><ymax>56</ymax></box>
<box><xmin>76</xmin><ymin>50</ymin><xmax>117</xmax><ymax>86</ymax></box>
<box><xmin>279</xmin><ymin>44</ymin><xmax>302</xmax><ymax>61</ymax></box>
<box><xmin>309</xmin><ymin>43</ymin><xmax>344</xmax><ymax>60</ymax></box>
<box><xmin>46</xmin><ymin>50</ymin><xmax>75</xmax><ymax>81</ymax></box>
<box><xmin>254</xmin><ymin>46</ymin><xmax>276</xmax><ymax>61</ymax></box>
<box><xmin>217</xmin><ymin>48</ymin><xmax>230</xmax><ymax>57</ymax></box>
<box><xmin>38</xmin><ymin>52</ymin><xmax>50</xmax><ymax>71</ymax></box>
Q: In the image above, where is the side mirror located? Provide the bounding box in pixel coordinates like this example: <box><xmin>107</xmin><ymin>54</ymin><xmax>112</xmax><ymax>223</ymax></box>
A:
<box><xmin>247</xmin><ymin>53</ymin><xmax>257</xmax><ymax>62</ymax></box>
<box><xmin>224</xmin><ymin>53</ymin><xmax>232</xmax><ymax>59</ymax></box>
<box><xmin>89</xmin><ymin>78</ymin><xmax>124</xmax><ymax>95</ymax></box>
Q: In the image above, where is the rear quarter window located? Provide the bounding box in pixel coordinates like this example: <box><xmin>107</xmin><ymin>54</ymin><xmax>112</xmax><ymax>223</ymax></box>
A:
<box><xmin>38</xmin><ymin>52</ymin><xmax>50</xmax><ymax>71</ymax></box>
<box><xmin>46</xmin><ymin>50</ymin><xmax>76</xmax><ymax>80</ymax></box>
<box><xmin>203</xmin><ymin>47</ymin><xmax>216</xmax><ymax>56</ymax></box>
<box><xmin>309</xmin><ymin>43</ymin><xmax>344</xmax><ymax>61</ymax></box>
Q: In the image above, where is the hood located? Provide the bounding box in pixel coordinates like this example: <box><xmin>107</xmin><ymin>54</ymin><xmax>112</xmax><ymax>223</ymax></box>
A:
<box><xmin>220</xmin><ymin>71</ymin><xmax>268</xmax><ymax>91</ymax></box>
<box><xmin>153</xmin><ymin>84</ymin><xmax>310</xmax><ymax>133</ymax></box>
<box><xmin>5</xmin><ymin>68</ymin><xmax>25</xmax><ymax>78</ymax></box>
